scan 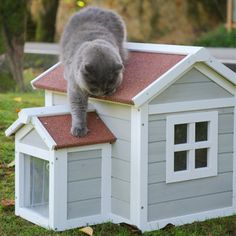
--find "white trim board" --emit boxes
[31,62,61,89]
[144,206,235,232]
[19,105,70,123]
[130,104,148,229]
[101,144,112,218]
[149,98,235,115]
[233,94,236,209]
[16,143,50,161]
[49,149,67,230]
[125,42,202,55]
[18,207,49,229]
[60,215,108,231]
[5,119,24,137]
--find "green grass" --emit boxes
[194,25,236,47]
[1,92,236,235]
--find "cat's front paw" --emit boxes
[71,126,89,137]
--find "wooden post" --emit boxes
[227,0,233,32]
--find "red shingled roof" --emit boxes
[38,112,116,149]
[33,52,186,104]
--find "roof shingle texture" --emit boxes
[33,52,186,104]
[38,112,116,149]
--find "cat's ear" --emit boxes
[114,64,123,73]
[84,64,95,74]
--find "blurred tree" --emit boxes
[55,0,91,41]
[186,0,226,33]
[0,0,27,91]
[91,0,227,44]
[31,0,59,42]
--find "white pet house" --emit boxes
[6,42,236,232]
[6,106,115,230]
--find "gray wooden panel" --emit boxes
[148,161,166,184]
[148,172,232,205]
[148,153,233,184]
[218,133,233,154]
[219,153,233,173]
[20,129,48,150]
[111,197,130,219]
[68,150,101,162]
[68,178,101,202]
[149,120,166,142]
[67,198,101,219]
[148,191,232,221]
[99,115,131,141]
[153,82,232,104]
[111,177,130,203]
[112,158,130,182]
[68,157,101,182]
[175,68,210,84]
[112,140,130,162]
[218,113,234,134]
[148,141,166,163]
[150,68,232,105]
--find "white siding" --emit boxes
[90,99,132,219]
[53,93,68,105]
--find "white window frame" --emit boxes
[166,111,218,183]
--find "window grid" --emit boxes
[166,111,218,183]
[173,122,210,172]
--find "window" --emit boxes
[166,111,218,183]
[24,155,49,217]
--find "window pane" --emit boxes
[195,122,208,142]
[174,124,187,144]
[195,148,208,168]
[30,157,49,206]
[174,151,187,171]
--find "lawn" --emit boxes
[1,91,236,236]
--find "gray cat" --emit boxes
[60,7,127,137]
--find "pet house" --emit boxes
[6,42,236,232]
[5,106,116,230]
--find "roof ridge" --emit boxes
[125,42,203,55]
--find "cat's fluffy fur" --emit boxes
[60,7,127,137]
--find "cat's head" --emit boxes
[76,44,124,96]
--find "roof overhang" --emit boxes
[5,104,116,150]
[30,42,236,107]
[132,47,236,107]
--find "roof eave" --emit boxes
[31,61,62,89]
[5,119,24,137]
[5,105,72,137]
